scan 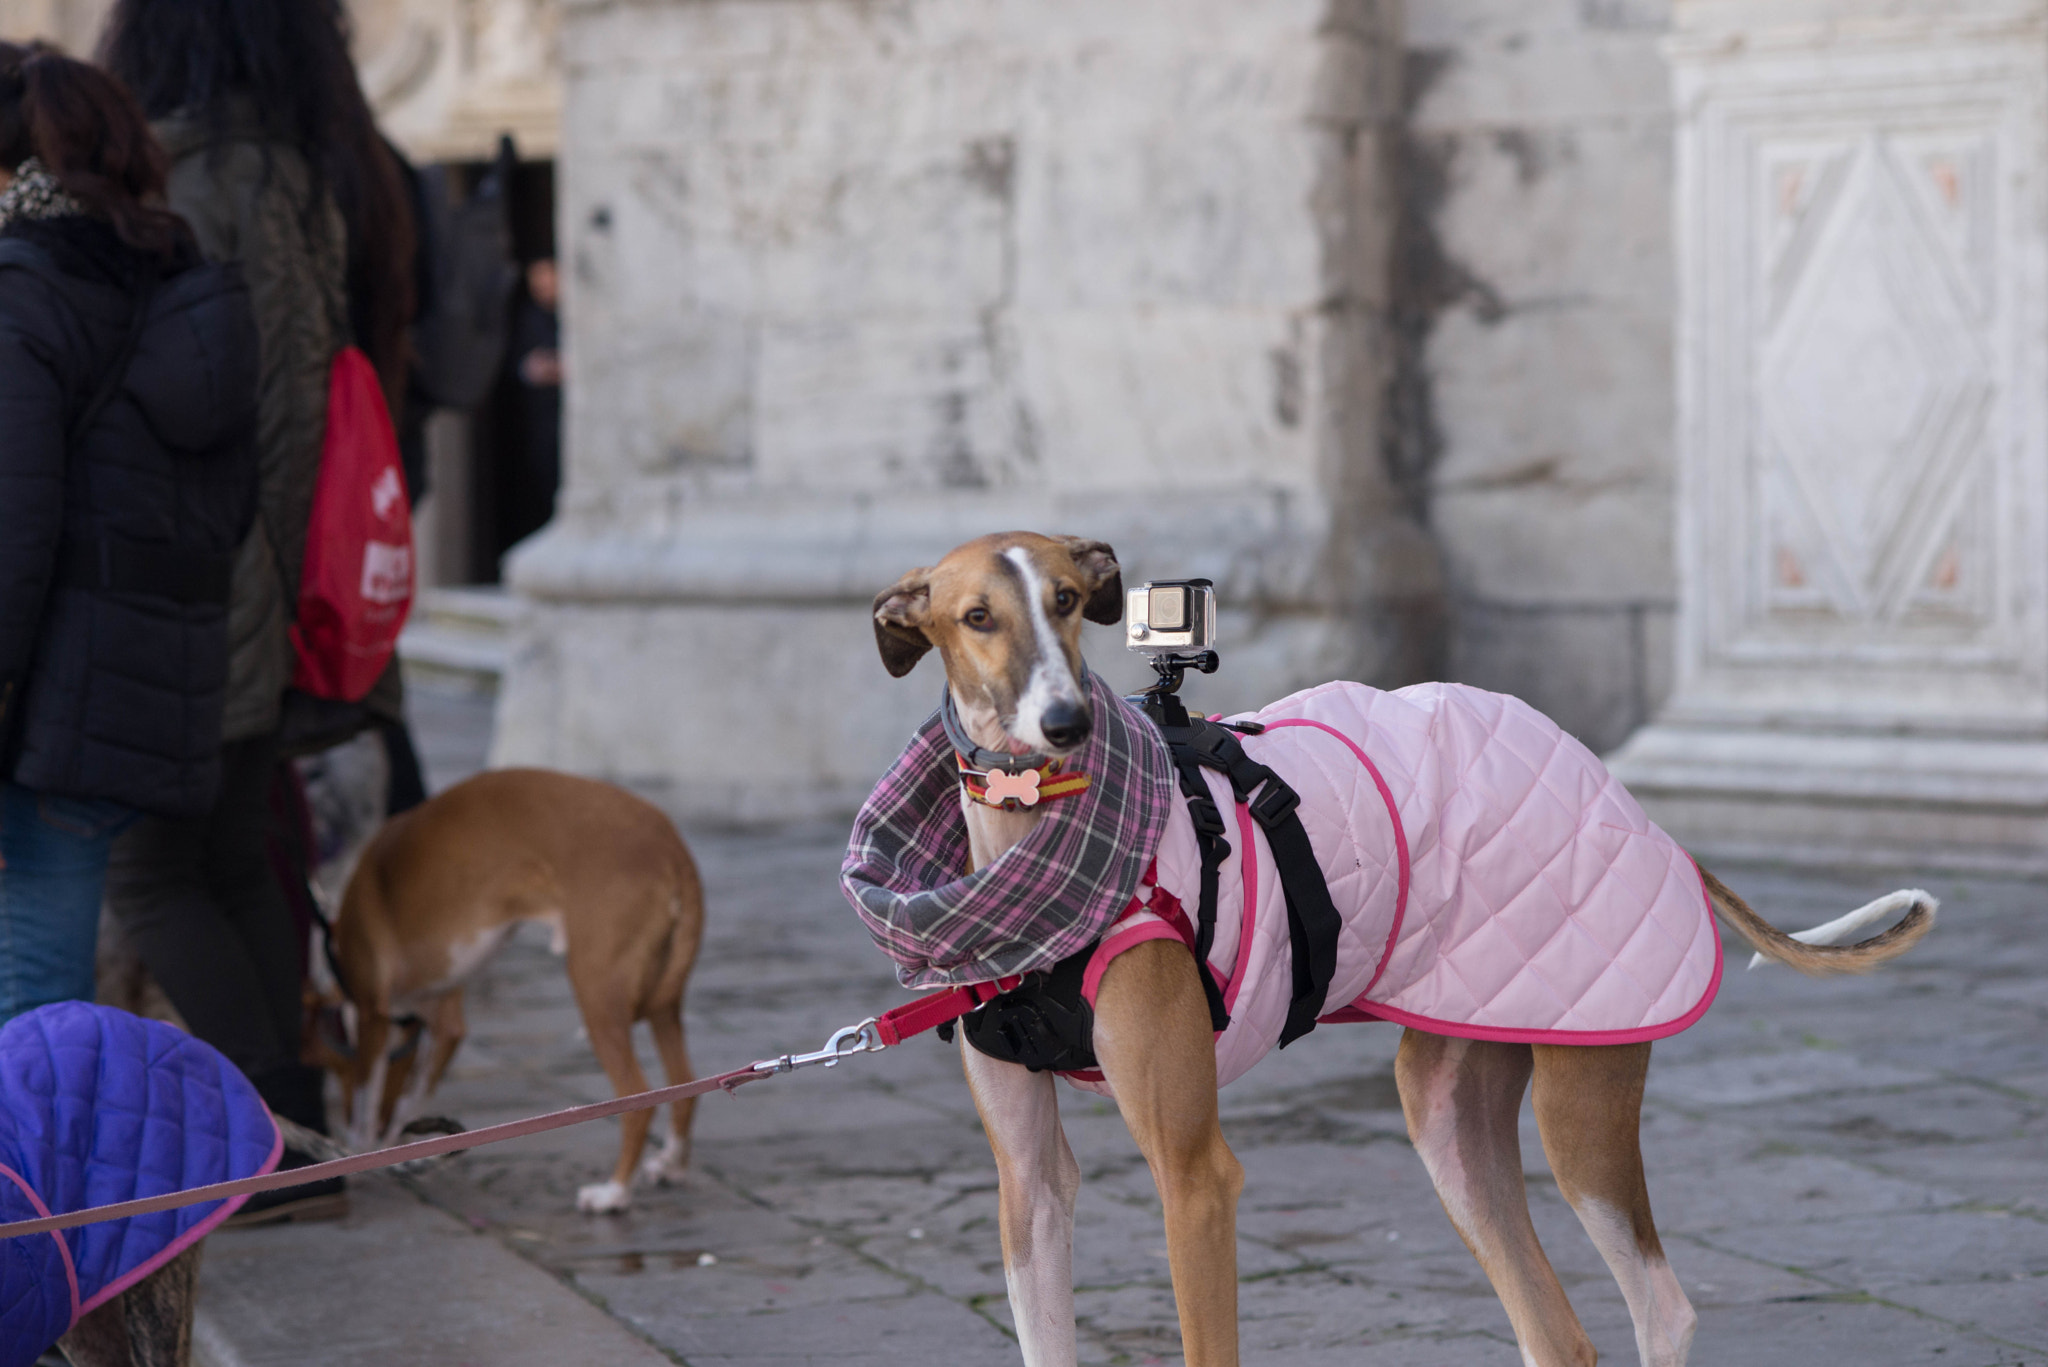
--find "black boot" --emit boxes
[227,1063,347,1227]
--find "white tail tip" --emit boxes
[1746,888,1937,970]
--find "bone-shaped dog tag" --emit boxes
[984,768,1042,807]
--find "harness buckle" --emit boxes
[1248,781,1301,830]
[1187,794,1227,837]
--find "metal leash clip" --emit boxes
[749,1018,885,1076]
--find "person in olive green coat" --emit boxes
[155,98,350,744]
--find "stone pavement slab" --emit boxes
[191,1173,675,1367]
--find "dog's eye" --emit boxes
[964,607,994,630]
[1054,588,1079,614]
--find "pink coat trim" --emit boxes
[0,1162,80,1323]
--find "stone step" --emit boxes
[399,587,516,692]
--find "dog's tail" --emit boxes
[1698,866,1937,976]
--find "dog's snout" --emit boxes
[1039,701,1092,751]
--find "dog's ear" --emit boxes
[1055,537,1124,625]
[873,570,935,677]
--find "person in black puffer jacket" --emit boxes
[0,42,257,1024]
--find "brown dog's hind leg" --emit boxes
[1093,939,1243,1367]
[1532,1043,1696,1367]
[421,989,468,1095]
[573,984,655,1214]
[1396,1030,1595,1367]
[640,1001,695,1186]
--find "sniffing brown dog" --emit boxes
[311,768,704,1213]
[870,531,1934,1367]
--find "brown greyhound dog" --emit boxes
[869,531,1934,1367]
[311,768,704,1213]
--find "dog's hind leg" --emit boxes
[963,1033,1080,1367]
[574,987,655,1214]
[1533,1043,1696,1367]
[420,990,468,1095]
[1093,940,1243,1367]
[641,1000,695,1186]
[1396,1030,1595,1367]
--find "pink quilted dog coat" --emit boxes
[1070,681,1721,1093]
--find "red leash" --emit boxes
[0,984,1014,1241]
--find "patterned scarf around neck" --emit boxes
[0,158,84,231]
[842,670,1176,989]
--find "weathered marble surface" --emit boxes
[1612,0,2048,870]
[1406,0,1680,753]
[497,0,1443,817]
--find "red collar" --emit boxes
[956,755,1092,811]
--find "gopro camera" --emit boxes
[1126,579,1217,654]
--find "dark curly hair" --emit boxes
[0,41,191,260]
[98,0,416,395]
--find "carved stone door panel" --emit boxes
[1676,26,2048,727]
[1613,9,2048,872]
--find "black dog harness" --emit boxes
[956,690,1344,1072]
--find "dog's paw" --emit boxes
[640,1140,689,1187]
[576,1179,632,1214]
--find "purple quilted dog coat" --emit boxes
[0,1002,280,1366]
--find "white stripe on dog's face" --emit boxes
[1004,546,1083,752]
[895,533,1100,756]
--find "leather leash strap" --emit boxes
[0,1063,771,1241]
[0,986,1005,1242]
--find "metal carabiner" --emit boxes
[748,1017,885,1077]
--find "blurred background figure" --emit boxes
[504,253,561,548]
[97,0,416,1224]
[0,42,255,1026]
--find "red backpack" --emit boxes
[289,346,414,701]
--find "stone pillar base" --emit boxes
[488,492,1439,823]
[1608,725,2048,875]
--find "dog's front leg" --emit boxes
[349,1010,392,1152]
[962,1036,1079,1367]
[1093,940,1242,1367]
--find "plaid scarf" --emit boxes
[842,670,1175,988]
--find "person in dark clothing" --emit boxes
[98,0,417,1224]
[376,139,436,819]
[0,42,257,1024]
[504,256,562,548]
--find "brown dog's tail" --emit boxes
[1698,866,1937,976]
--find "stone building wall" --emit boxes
[1402,0,1677,754]
[496,0,1445,819]
[492,0,1686,822]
